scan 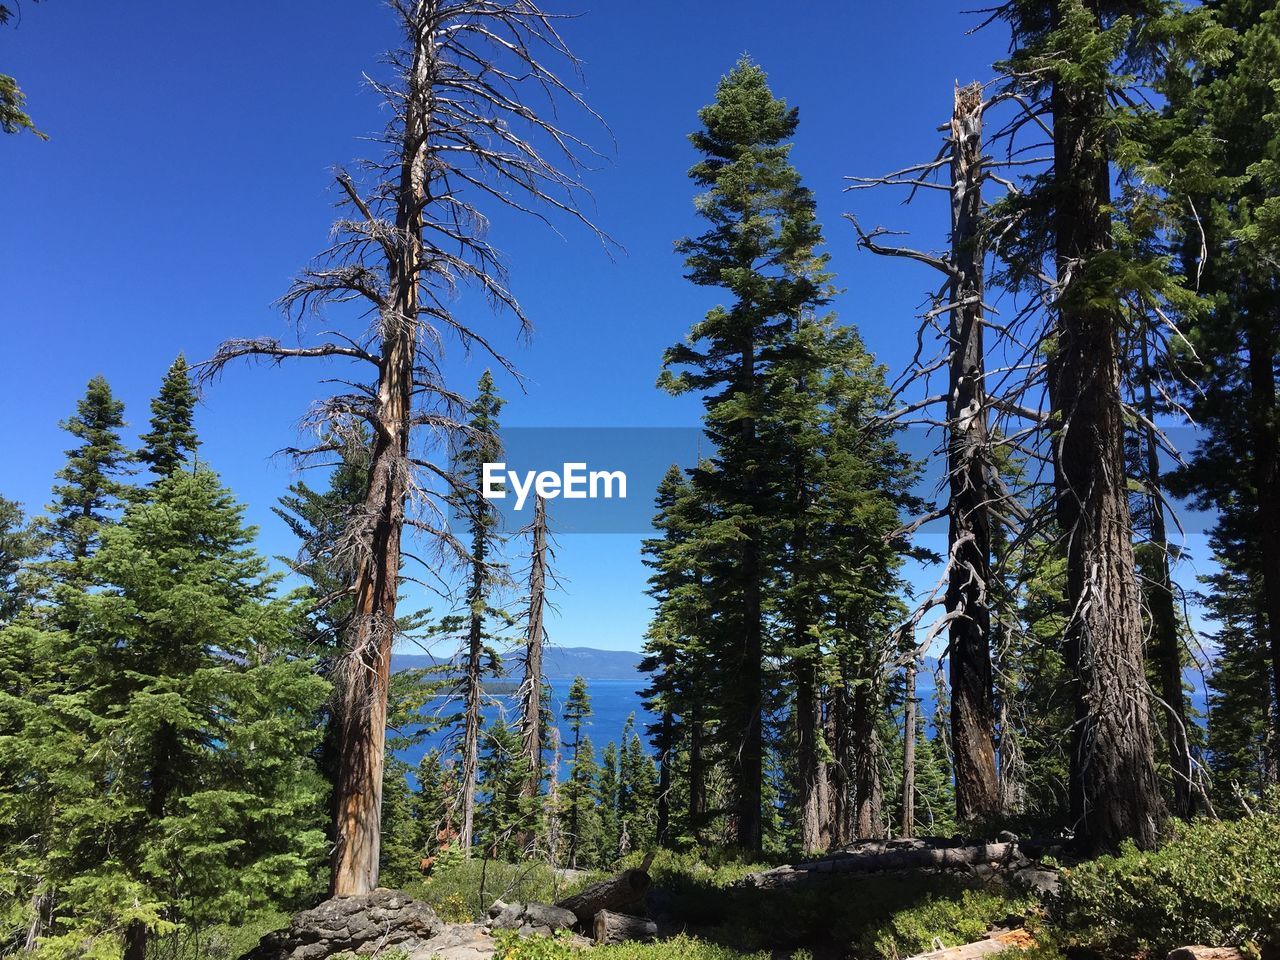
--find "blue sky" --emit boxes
[0,1,1214,655]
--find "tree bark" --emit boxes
[1049,0,1162,851]
[902,661,918,837]
[517,496,549,852]
[329,16,429,894]
[593,911,658,945]
[555,866,651,925]
[946,82,1002,825]
[687,700,706,844]
[459,500,488,854]
[852,681,885,839]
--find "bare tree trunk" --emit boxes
[902,661,918,837]
[1049,4,1162,850]
[796,646,830,853]
[517,496,549,852]
[945,83,1002,825]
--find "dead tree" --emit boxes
[847,82,1002,823]
[200,0,606,895]
[516,495,551,851]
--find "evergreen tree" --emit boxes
[596,740,622,864]
[43,376,131,576]
[617,715,659,856]
[136,354,200,479]
[990,0,1189,850]
[561,677,593,867]
[476,718,529,861]
[14,469,328,958]
[453,371,510,853]
[0,496,40,624]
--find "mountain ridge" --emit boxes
[391,645,644,680]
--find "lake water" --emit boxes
[394,671,1210,770]
[398,677,655,770]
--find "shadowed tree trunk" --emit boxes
[1049,0,1162,849]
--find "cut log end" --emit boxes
[593,910,658,946]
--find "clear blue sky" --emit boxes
[0,1,1213,655]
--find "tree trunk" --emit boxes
[1245,315,1280,755]
[593,911,658,945]
[459,518,486,854]
[946,82,1002,825]
[902,661,918,837]
[655,705,673,847]
[517,496,549,851]
[1049,1,1162,850]
[687,700,706,844]
[1139,336,1196,819]
[735,333,764,852]
[795,616,830,853]
[852,681,885,839]
[555,865,652,925]
[330,29,427,891]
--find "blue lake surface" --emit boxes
[394,671,1211,770]
[398,677,656,770]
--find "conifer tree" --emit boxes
[476,718,528,860]
[137,354,199,479]
[617,715,658,855]
[990,0,1181,850]
[562,677,594,867]
[0,496,40,624]
[516,495,551,852]
[21,469,328,959]
[44,376,131,575]
[453,371,510,854]
[596,740,622,863]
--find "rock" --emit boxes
[241,890,441,960]
[521,903,576,932]
[971,863,999,882]
[407,924,495,960]
[487,901,524,931]
[1012,867,1061,898]
[997,830,1019,843]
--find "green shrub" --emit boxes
[1054,808,1280,956]
[404,858,603,923]
[858,886,1034,960]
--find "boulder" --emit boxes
[240,890,441,960]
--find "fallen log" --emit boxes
[905,928,1035,960]
[1167,949,1248,960]
[555,858,652,926]
[744,841,1021,888]
[593,910,658,945]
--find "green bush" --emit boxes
[403,858,603,923]
[493,930,771,960]
[858,886,1033,960]
[1054,808,1280,956]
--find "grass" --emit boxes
[402,854,606,924]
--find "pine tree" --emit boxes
[476,718,529,861]
[596,740,622,864]
[136,354,199,479]
[452,371,510,854]
[561,677,594,867]
[516,495,551,853]
[43,376,132,576]
[990,0,1185,850]
[0,496,40,624]
[19,469,328,959]
[1167,0,1280,767]
[617,715,658,856]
